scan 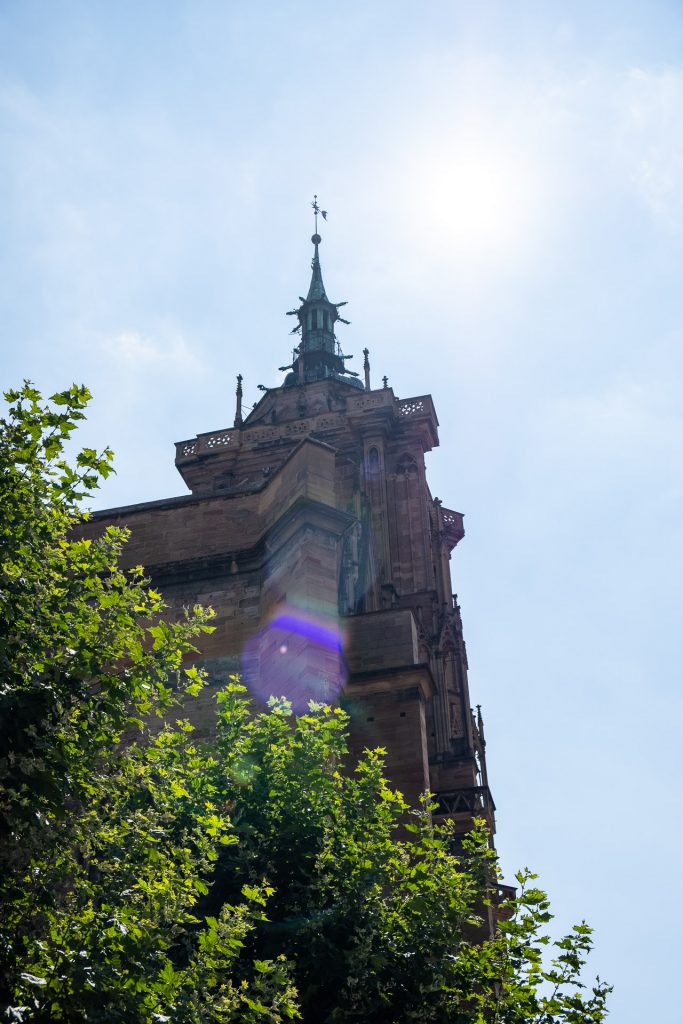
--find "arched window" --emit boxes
[367,446,380,479]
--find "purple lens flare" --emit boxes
[241,606,347,713]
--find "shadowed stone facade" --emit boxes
[81,229,495,842]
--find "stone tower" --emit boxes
[83,217,495,841]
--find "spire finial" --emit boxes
[311,194,327,245]
[476,704,486,744]
[234,373,243,427]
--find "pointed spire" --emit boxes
[234,374,243,427]
[279,197,363,390]
[307,195,329,301]
[476,704,486,744]
[363,348,371,391]
[306,235,329,302]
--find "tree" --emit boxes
[192,685,611,1024]
[0,384,610,1023]
[0,384,298,1021]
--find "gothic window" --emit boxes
[366,446,380,480]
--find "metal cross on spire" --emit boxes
[311,194,328,236]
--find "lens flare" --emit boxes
[241,606,346,713]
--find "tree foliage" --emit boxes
[0,384,611,1023]
[0,384,297,1022]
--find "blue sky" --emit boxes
[2,2,682,1019]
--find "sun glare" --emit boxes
[404,140,544,275]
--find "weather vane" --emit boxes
[311,194,328,236]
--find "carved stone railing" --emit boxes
[396,395,439,449]
[434,786,495,817]
[439,505,465,548]
[175,428,237,463]
[176,409,351,465]
[441,508,461,529]
[177,439,198,458]
[496,883,517,903]
[205,431,234,449]
[347,391,394,414]
[176,392,438,466]
[398,397,426,417]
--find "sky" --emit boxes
[1,1,682,1018]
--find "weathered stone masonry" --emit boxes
[80,229,496,842]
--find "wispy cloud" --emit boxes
[106,327,204,375]
[617,67,683,231]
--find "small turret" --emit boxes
[283,197,363,390]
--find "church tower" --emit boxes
[83,206,495,840]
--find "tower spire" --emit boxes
[308,195,329,301]
[281,197,362,390]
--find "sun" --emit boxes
[402,138,545,273]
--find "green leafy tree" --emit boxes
[193,686,611,1024]
[0,384,298,1021]
[0,384,610,1023]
